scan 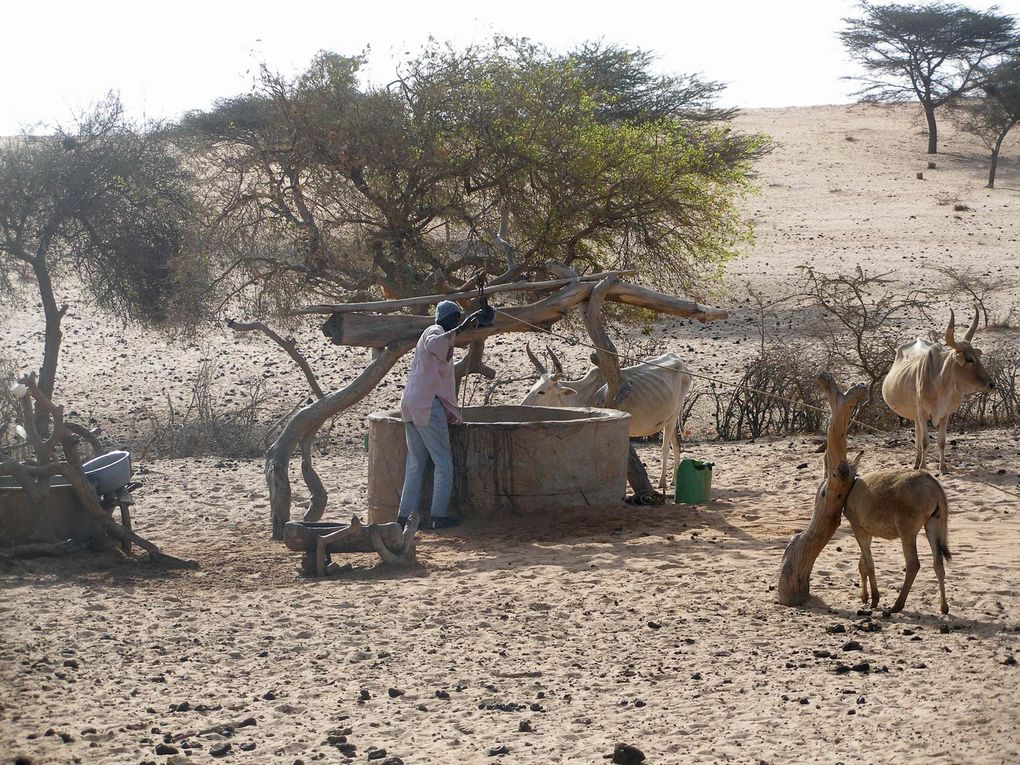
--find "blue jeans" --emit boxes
[398,398,454,520]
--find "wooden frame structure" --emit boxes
[265,266,727,540]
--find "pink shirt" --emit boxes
[399,324,461,426]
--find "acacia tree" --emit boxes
[949,53,1020,187]
[179,39,768,317]
[840,1,1018,153]
[0,96,204,401]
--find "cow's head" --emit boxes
[945,307,994,393]
[521,344,578,406]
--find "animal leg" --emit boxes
[858,552,870,606]
[936,418,950,474]
[856,534,879,608]
[891,534,921,613]
[913,418,928,470]
[659,415,680,490]
[924,517,949,615]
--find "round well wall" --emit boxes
[366,405,630,523]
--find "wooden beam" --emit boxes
[293,270,639,315]
[321,280,728,348]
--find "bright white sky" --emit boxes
[4,0,1019,134]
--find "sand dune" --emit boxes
[1,104,1019,764]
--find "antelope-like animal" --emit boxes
[521,344,692,489]
[779,372,953,615]
[843,466,952,614]
[881,307,994,472]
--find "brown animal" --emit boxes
[881,307,994,472]
[843,467,952,614]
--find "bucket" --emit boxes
[674,458,713,504]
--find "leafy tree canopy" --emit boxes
[949,53,1020,186]
[840,1,1018,152]
[179,39,769,317]
[0,96,204,395]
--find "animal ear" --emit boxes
[560,386,578,397]
[850,450,864,469]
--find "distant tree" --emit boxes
[840,1,1018,153]
[0,96,204,400]
[179,40,769,317]
[949,53,1020,187]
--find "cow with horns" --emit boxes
[521,344,693,489]
[881,307,995,472]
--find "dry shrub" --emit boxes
[138,362,272,458]
[709,342,828,441]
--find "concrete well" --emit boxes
[366,405,631,523]
[0,484,103,546]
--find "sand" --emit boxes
[1,104,1019,764]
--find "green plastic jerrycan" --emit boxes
[674,458,714,504]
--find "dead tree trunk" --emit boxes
[226,319,325,399]
[582,275,659,502]
[777,372,867,606]
[266,341,415,540]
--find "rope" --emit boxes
[491,306,1020,501]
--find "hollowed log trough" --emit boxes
[283,514,419,577]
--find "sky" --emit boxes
[4,0,1020,135]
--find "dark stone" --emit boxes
[154,743,179,755]
[612,742,646,764]
[827,624,846,634]
[368,750,388,760]
[240,743,256,751]
[518,720,533,732]
[359,689,371,701]
[210,742,232,757]
[435,690,450,699]
[488,744,510,756]
[262,691,276,700]
[387,688,404,698]
[841,640,862,651]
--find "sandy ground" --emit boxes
[2,104,1019,764]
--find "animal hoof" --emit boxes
[941,604,949,615]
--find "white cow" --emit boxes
[521,344,692,489]
[881,308,994,472]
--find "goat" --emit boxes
[843,465,952,614]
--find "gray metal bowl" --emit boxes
[82,451,132,494]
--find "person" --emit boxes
[397,300,482,530]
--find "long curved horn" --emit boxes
[964,304,979,342]
[525,343,547,376]
[944,309,958,349]
[546,346,564,380]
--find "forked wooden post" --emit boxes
[777,372,867,606]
